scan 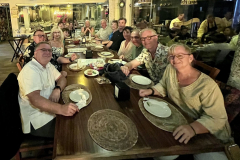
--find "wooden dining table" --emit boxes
[53,42,225,160]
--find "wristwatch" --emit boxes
[148,87,154,96]
[69,57,73,62]
[54,85,62,92]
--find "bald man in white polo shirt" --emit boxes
[18,41,79,138]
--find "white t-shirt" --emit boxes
[18,58,61,133]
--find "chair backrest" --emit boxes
[1,73,23,159]
[193,60,220,80]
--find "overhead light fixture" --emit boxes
[181,0,197,5]
[119,0,125,8]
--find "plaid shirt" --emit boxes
[135,43,169,84]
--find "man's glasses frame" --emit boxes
[36,48,53,53]
[140,35,157,41]
[33,35,45,38]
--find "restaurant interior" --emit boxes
[1,0,240,160]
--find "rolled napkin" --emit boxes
[76,92,87,109]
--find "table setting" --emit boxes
[97,51,114,58]
[124,74,154,90]
[139,96,188,132]
[53,40,225,159]
[62,84,92,110]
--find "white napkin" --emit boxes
[76,93,87,109]
[77,59,83,68]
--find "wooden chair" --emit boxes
[193,60,220,80]
[15,135,54,160]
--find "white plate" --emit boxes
[101,52,111,56]
[66,38,72,41]
[92,40,96,42]
[84,69,99,76]
[132,75,151,85]
[69,89,89,102]
[69,63,79,70]
[95,45,103,49]
[143,99,171,118]
[68,44,76,47]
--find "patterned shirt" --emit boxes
[23,42,36,66]
[50,47,64,72]
[135,43,169,84]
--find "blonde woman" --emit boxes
[49,26,77,72]
[140,44,231,160]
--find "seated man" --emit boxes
[121,28,169,84]
[197,14,225,42]
[169,12,185,30]
[95,19,112,41]
[130,29,144,60]
[18,42,79,138]
[177,25,191,40]
[23,29,45,66]
[106,18,126,51]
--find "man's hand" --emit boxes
[173,125,196,144]
[71,53,77,61]
[49,89,61,102]
[119,55,124,60]
[60,103,79,116]
[139,89,152,97]
[120,66,130,76]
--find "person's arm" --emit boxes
[27,90,79,116]
[139,64,170,97]
[197,20,206,38]
[106,41,113,48]
[120,59,141,76]
[57,53,77,64]
[173,83,229,144]
[49,74,67,102]
[90,27,94,35]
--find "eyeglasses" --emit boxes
[140,35,157,41]
[36,48,53,53]
[167,54,190,60]
[131,36,140,40]
[34,35,45,38]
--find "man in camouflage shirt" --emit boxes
[121,28,169,84]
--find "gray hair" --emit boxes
[168,43,191,55]
[34,41,51,51]
[101,19,107,23]
[139,28,157,37]
[131,29,141,35]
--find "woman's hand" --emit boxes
[139,89,152,97]
[173,125,196,144]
